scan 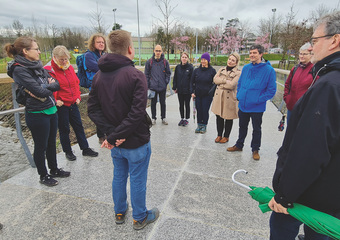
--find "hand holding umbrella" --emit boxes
[232,169,340,239]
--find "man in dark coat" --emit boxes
[87,30,159,230]
[144,45,171,125]
[269,11,340,240]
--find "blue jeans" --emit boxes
[111,142,151,221]
[25,112,58,176]
[151,90,166,120]
[195,95,213,125]
[270,211,336,240]
[57,104,89,153]
[236,110,263,151]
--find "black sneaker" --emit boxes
[82,148,99,157]
[115,203,129,224]
[65,151,76,161]
[50,168,70,178]
[40,175,58,186]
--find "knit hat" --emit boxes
[201,52,210,63]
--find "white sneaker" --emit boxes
[152,119,156,125]
[162,119,168,125]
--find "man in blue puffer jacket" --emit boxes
[227,45,276,160]
[144,45,171,125]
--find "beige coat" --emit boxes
[211,66,241,119]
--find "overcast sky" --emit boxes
[1,0,339,37]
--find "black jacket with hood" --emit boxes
[144,53,171,92]
[7,56,59,112]
[172,63,193,94]
[272,51,340,214]
[87,53,150,149]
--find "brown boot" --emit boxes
[253,150,260,160]
[219,137,229,143]
[227,145,242,152]
[215,136,222,143]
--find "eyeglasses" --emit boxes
[155,50,162,52]
[28,48,40,52]
[310,34,334,46]
[299,53,310,56]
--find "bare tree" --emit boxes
[12,20,24,37]
[89,2,107,34]
[154,0,178,59]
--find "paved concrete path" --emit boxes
[0,94,286,240]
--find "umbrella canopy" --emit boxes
[233,170,340,239]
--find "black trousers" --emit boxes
[177,93,191,119]
[25,112,58,177]
[216,115,233,138]
[151,90,166,120]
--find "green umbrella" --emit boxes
[233,170,340,239]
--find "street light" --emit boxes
[113,8,117,30]
[136,0,141,66]
[220,17,224,33]
[268,8,276,53]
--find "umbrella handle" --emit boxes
[232,169,252,190]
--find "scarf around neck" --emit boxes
[14,55,45,77]
[53,57,71,71]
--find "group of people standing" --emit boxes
[4,34,108,186]
[4,10,340,238]
[172,45,276,160]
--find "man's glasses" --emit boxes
[310,34,334,47]
[299,53,310,56]
[155,50,162,52]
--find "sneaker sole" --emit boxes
[39,180,59,187]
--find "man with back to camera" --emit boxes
[87,30,159,230]
[144,45,171,125]
[227,44,276,160]
[269,11,340,240]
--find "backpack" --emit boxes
[76,51,98,88]
[149,58,167,71]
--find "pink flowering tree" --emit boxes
[170,36,190,52]
[220,27,242,54]
[206,25,222,62]
[255,33,272,51]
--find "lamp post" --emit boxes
[137,0,141,66]
[268,8,276,53]
[220,17,224,54]
[113,8,117,30]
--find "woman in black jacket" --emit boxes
[5,36,70,186]
[191,52,216,134]
[172,52,193,126]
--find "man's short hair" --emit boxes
[315,10,340,36]
[107,30,132,55]
[250,45,265,54]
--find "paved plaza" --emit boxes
[0,94,286,239]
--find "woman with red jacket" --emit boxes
[284,43,315,123]
[50,45,98,161]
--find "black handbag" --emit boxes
[208,84,217,97]
[15,85,27,105]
